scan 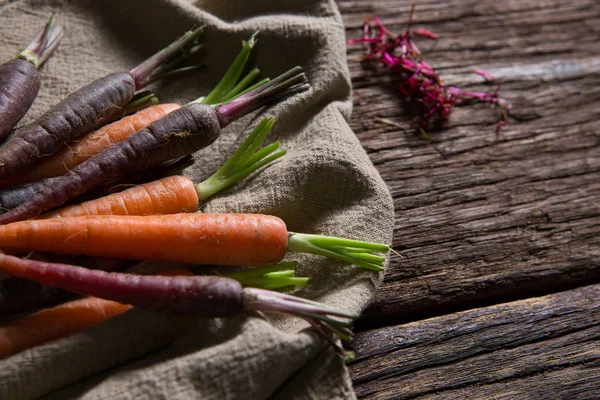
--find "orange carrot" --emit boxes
[0,296,131,359]
[41,175,199,219]
[0,268,194,359]
[0,213,389,270]
[40,117,284,219]
[0,104,180,189]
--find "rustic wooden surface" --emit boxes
[339,0,600,397]
[350,284,600,399]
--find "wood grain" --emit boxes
[348,284,600,399]
[339,0,600,330]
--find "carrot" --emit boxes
[0,213,389,271]
[0,44,309,224]
[0,296,130,359]
[0,14,63,141]
[0,26,203,179]
[0,114,280,213]
[0,254,355,357]
[0,120,285,318]
[0,253,133,318]
[0,268,195,358]
[0,117,284,317]
[0,262,310,359]
[41,117,284,218]
[0,34,266,192]
[0,103,175,189]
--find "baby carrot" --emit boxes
[0,213,389,271]
[0,263,307,359]
[0,119,284,317]
[0,104,179,189]
[0,36,265,192]
[0,41,308,224]
[41,117,284,218]
[0,296,131,359]
[0,254,354,355]
[0,26,202,179]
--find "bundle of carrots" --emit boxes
[0,13,390,361]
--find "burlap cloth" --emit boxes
[0,0,394,398]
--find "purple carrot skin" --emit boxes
[0,177,55,212]
[0,26,203,179]
[0,14,63,141]
[0,67,309,224]
[0,254,356,343]
[0,254,131,319]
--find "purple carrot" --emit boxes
[0,26,203,179]
[0,177,54,212]
[0,253,356,342]
[0,14,63,141]
[0,66,309,224]
[0,254,131,319]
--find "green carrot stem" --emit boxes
[225,261,298,282]
[262,270,295,278]
[240,142,280,168]
[286,233,389,271]
[199,32,258,105]
[224,262,303,289]
[223,67,260,101]
[220,78,270,104]
[241,277,309,290]
[196,117,284,200]
[214,66,308,127]
[122,91,159,116]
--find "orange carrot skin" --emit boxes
[0,104,181,189]
[41,175,199,219]
[0,268,194,359]
[0,297,131,359]
[0,213,289,267]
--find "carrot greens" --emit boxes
[197,117,284,200]
[287,233,389,271]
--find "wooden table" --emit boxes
[339,0,600,398]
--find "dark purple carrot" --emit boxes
[0,66,309,224]
[0,177,53,212]
[0,254,130,320]
[0,254,355,344]
[0,26,203,179]
[0,260,306,321]
[0,14,63,141]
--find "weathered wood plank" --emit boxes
[339,0,600,329]
[348,284,600,399]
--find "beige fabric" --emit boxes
[0,0,394,398]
